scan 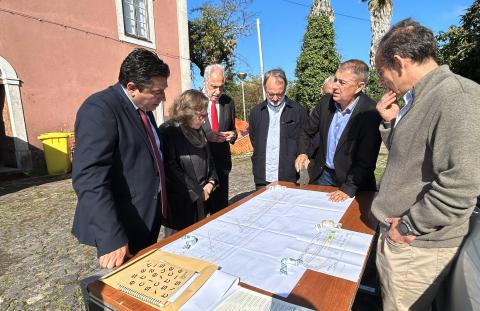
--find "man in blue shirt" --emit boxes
[249,69,307,188]
[296,59,381,201]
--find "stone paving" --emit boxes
[0,156,255,311]
[0,154,384,310]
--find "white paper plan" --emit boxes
[213,286,314,311]
[282,228,373,282]
[161,187,372,297]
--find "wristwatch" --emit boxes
[398,220,414,236]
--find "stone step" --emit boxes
[0,166,25,182]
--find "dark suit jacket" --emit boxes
[159,122,218,230]
[299,93,381,197]
[249,96,308,186]
[72,83,162,256]
[201,93,237,171]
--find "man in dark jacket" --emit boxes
[201,64,237,214]
[72,48,169,269]
[249,69,307,188]
[296,59,381,202]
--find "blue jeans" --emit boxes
[313,167,337,186]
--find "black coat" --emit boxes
[298,93,381,197]
[201,93,237,212]
[201,93,237,171]
[72,83,163,256]
[248,97,308,186]
[159,122,218,230]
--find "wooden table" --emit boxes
[88,182,378,310]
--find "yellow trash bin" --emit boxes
[37,132,74,175]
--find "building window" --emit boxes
[122,0,150,40]
[115,0,156,49]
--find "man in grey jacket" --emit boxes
[373,19,480,310]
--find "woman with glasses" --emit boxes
[159,89,218,233]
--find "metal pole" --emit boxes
[256,18,265,99]
[241,80,246,121]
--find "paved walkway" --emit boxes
[0,154,383,310]
[0,156,254,310]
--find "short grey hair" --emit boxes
[338,59,369,84]
[322,75,335,87]
[204,64,225,81]
[263,68,288,88]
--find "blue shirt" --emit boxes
[265,99,286,182]
[325,97,359,169]
[394,89,414,128]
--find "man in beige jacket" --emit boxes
[373,19,480,311]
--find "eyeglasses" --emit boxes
[333,77,357,87]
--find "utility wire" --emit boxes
[280,0,370,22]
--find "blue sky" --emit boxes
[188,0,472,86]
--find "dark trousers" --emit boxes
[207,169,229,214]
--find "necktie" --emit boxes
[138,110,167,219]
[211,100,219,132]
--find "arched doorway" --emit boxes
[0,55,32,172]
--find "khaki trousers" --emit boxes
[376,226,459,311]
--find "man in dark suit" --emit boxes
[249,69,307,188]
[296,59,381,202]
[72,48,170,269]
[201,64,237,214]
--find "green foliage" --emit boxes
[291,13,340,110]
[188,0,254,77]
[285,81,299,103]
[437,0,480,83]
[364,69,385,102]
[225,75,264,120]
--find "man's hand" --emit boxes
[385,217,416,244]
[99,244,131,269]
[327,190,349,202]
[202,182,214,201]
[376,91,400,122]
[220,131,236,142]
[206,131,226,143]
[295,154,310,172]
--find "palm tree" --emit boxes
[311,0,334,21]
[362,0,393,67]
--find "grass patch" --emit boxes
[375,152,388,187]
[375,167,385,187]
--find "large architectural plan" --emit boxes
[162,187,373,297]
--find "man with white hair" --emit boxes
[202,64,237,214]
[322,75,335,95]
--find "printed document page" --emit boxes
[213,287,314,311]
[180,270,239,311]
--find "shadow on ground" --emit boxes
[0,173,71,196]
